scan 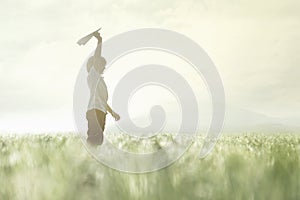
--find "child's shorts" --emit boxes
[86,109,106,146]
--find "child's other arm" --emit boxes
[106,104,120,121]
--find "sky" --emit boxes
[0,0,299,133]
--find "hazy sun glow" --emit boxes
[1,0,299,133]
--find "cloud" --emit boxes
[0,0,299,131]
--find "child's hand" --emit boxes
[93,32,102,41]
[111,111,120,121]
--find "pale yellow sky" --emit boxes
[0,0,299,132]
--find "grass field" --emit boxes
[1,134,300,200]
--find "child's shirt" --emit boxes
[87,66,108,113]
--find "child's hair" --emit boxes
[86,56,107,73]
[87,56,94,73]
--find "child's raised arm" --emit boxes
[92,32,103,67]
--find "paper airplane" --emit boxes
[77,27,101,45]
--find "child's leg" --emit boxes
[86,109,106,146]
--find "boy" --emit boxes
[86,31,120,146]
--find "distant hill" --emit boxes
[107,105,300,134]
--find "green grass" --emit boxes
[1,134,300,200]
